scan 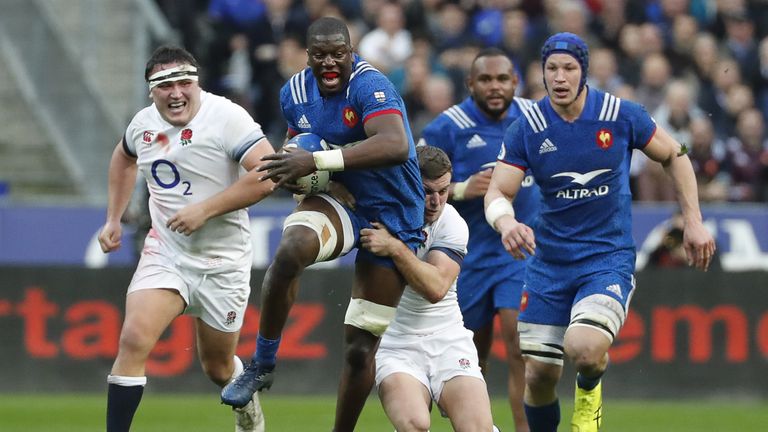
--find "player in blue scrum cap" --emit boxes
[484,32,715,431]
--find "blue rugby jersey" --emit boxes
[499,87,656,264]
[420,96,541,270]
[280,55,424,239]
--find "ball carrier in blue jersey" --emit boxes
[419,48,539,432]
[484,33,716,432]
[221,17,425,432]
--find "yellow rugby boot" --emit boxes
[571,381,602,432]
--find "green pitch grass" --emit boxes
[1,393,766,431]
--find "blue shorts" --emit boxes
[519,256,635,327]
[344,205,423,269]
[457,265,525,330]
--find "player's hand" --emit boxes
[497,216,535,260]
[360,222,397,257]
[98,221,123,253]
[682,220,716,271]
[258,147,315,190]
[327,181,356,210]
[167,203,208,236]
[464,168,493,199]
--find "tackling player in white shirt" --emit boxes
[360,145,496,432]
[98,45,275,432]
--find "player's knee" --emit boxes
[400,414,431,432]
[117,323,154,356]
[282,210,342,263]
[342,336,377,372]
[565,343,606,374]
[524,363,560,392]
[344,298,396,337]
[200,357,231,386]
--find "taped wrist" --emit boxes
[485,197,515,231]
[313,149,345,171]
[452,179,470,201]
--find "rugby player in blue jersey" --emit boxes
[484,33,715,432]
[221,17,425,432]
[420,48,538,432]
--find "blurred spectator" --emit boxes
[665,14,699,76]
[699,57,742,138]
[635,52,672,113]
[722,9,760,88]
[523,61,547,100]
[500,7,542,72]
[647,212,688,268]
[617,24,644,86]
[410,74,455,137]
[586,47,624,93]
[431,2,475,53]
[689,117,729,202]
[757,36,768,121]
[358,1,413,74]
[589,0,630,49]
[724,108,768,201]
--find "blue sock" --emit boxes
[577,371,603,391]
[106,383,144,432]
[253,334,281,367]
[524,399,560,432]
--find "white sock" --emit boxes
[107,374,147,386]
[227,356,244,385]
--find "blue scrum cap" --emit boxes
[541,32,589,95]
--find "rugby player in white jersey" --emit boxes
[98,45,275,432]
[360,145,496,432]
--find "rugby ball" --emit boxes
[283,133,331,194]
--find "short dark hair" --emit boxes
[470,47,514,74]
[417,145,452,180]
[307,17,351,46]
[144,45,199,81]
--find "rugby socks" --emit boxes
[253,333,281,367]
[576,371,603,391]
[524,399,560,432]
[228,355,244,384]
[106,375,147,432]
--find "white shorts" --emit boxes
[375,324,485,403]
[127,238,251,332]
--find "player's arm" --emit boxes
[360,222,458,304]
[345,113,410,168]
[98,140,138,253]
[485,163,535,259]
[166,138,276,236]
[642,125,716,270]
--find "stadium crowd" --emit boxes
[154,0,768,203]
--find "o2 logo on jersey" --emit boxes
[151,159,193,195]
[342,107,359,128]
[596,129,613,150]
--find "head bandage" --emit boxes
[147,64,199,90]
[541,32,590,96]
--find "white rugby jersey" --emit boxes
[123,91,266,272]
[386,204,469,336]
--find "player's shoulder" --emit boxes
[514,96,550,134]
[346,58,392,94]
[436,204,469,239]
[436,99,478,131]
[590,87,647,122]
[281,67,314,105]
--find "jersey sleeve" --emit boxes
[221,100,267,162]
[622,99,658,150]
[349,71,404,124]
[122,108,150,158]
[279,81,299,134]
[430,205,469,259]
[498,117,528,171]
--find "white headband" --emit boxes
[147,64,199,90]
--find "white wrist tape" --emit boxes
[313,149,345,171]
[452,179,470,201]
[485,197,515,231]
